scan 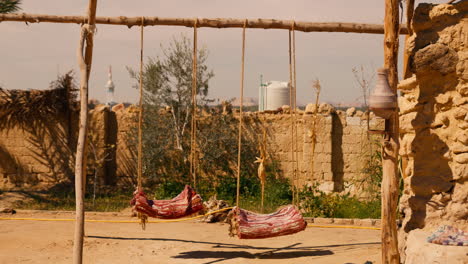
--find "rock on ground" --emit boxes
[404,229,468,264]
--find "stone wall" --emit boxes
[249,111,333,190]
[254,107,383,196]
[333,109,384,194]
[0,103,383,196]
[398,2,467,262]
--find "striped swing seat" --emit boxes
[228,205,307,239]
[130,185,203,219]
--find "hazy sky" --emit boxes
[0,0,445,105]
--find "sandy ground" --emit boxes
[0,210,381,264]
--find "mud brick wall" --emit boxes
[88,105,117,186]
[0,116,76,189]
[251,112,333,190]
[113,106,139,186]
[0,103,383,196]
[332,110,384,195]
[241,107,383,196]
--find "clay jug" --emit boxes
[369,68,397,119]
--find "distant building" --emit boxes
[105,66,116,106]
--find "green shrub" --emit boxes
[299,183,381,219]
[333,196,381,219]
[152,180,187,200]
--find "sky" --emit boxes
[0,0,446,105]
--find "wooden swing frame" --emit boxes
[1,0,407,262]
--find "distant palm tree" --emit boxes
[0,0,22,14]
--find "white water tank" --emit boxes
[264,81,290,110]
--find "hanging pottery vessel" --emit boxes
[369,68,397,119]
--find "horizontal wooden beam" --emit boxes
[0,13,409,35]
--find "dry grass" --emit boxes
[0,71,78,130]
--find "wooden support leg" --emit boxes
[73,1,97,264]
[382,0,400,263]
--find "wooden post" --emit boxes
[382,0,400,263]
[73,1,97,264]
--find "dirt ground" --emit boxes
[0,210,381,264]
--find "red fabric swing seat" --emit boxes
[130,185,203,219]
[229,205,307,239]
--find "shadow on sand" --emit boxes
[88,235,380,263]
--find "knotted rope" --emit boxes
[289,21,299,205]
[190,18,198,189]
[137,17,148,229]
[292,22,300,205]
[236,19,247,207]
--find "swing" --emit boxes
[130,18,203,222]
[229,205,307,239]
[131,185,203,219]
[228,21,307,239]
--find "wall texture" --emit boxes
[0,115,76,189]
[254,107,383,196]
[398,2,467,262]
[0,103,382,196]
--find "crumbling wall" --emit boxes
[0,117,75,189]
[113,105,138,186]
[251,110,333,191]
[88,105,117,186]
[398,1,467,261]
[241,106,383,196]
[333,108,384,196]
[0,102,382,196]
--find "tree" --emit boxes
[352,65,375,137]
[0,0,21,14]
[127,36,262,198]
[352,65,375,112]
[128,35,214,151]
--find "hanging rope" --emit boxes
[291,22,300,205]
[288,28,293,205]
[236,19,247,208]
[288,21,300,206]
[288,27,296,206]
[137,17,147,229]
[190,18,198,189]
[137,17,144,190]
